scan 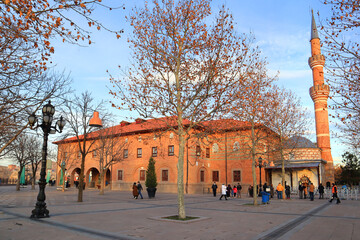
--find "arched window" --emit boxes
[233,141,240,151]
[212,143,219,153]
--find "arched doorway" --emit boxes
[86,168,100,188]
[71,168,81,188]
[299,175,310,185]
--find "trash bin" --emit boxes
[261,192,269,204]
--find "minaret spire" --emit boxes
[308,11,334,183]
[311,10,319,40]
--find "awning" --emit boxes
[265,162,321,170]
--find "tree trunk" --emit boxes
[78,154,85,202]
[251,123,258,205]
[280,138,285,199]
[16,169,21,191]
[31,176,35,190]
[99,169,105,195]
[177,132,186,219]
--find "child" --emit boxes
[233,185,237,198]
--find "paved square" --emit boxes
[0,186,359,240]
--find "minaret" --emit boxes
[309,11,334,183]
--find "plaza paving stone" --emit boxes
[0,185,359,240]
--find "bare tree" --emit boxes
[95,126,127,195]
[231,67,276,205]
[109,0,266,218]
[1,0,123,157]
[8,134,31,191]
[56,143,78,192]
[60,91,106,202]
[0,71,72,157]
[264,86,310,197]
[320,1,360,147]
[27,135,42,190]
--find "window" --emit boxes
[118,170,123,181]
[233,141,240,151]
[162,170,168,181]
[168,145,174,156]
[212,143,219,153]
[64,152,68,159]
[289,153,295,160]
[137,148,142,158]
[200,170,205,182]
[123,149,128,158]
[78,151,81,158]
[196,145,201,156]
[206,148,210,158]
[233,170,241,182]
[212,171,219,182]
[92,150,97,158]
[152,147,157,157]
[140,170,146,181]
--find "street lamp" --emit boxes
[28,100,65,218]
[256,157,266,195]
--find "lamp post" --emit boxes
[28,101,65,218]
[256,157,266,196]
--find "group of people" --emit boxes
[212,182,242,200]
[214,181,341,204]
[132,181,144,199]
[247,183,274,198]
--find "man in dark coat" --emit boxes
[318,183,325,199]
[137,181,144,199]
[237,183,242,198]
[211,182,218,197]
[298,183,303,199]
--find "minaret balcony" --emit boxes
[308,54,325,69]
[309,84,330,101]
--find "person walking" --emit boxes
[329,183,341,204]
[233,185,237,198]
[237,183,242,198]
[309,182,315,201]
[132,182,139,199]
[318,183,325,199]
[137,181,144,199]
[276,183,284,199]
[298,183,303,199]
[211,182,218,197]
[219,184,228,200]
[226,184,232,198]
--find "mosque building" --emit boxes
[54,13,334,193]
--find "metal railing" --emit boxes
[291,186,359,200]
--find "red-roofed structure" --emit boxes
[53,117,279,194]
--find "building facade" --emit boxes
[54,13,335,193]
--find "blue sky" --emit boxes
[48,0,345,164]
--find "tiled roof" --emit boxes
[53,117,255,145]
[284,136,318,149]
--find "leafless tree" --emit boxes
[231,68,276,205]
[8,134,31,191]
[264,85,310,197]
[95,126,127,195]
[319,1,360,148]
[0,71,72,157]
[60,91,107,202]
[109,0,267,219]
[27,135,42,190]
